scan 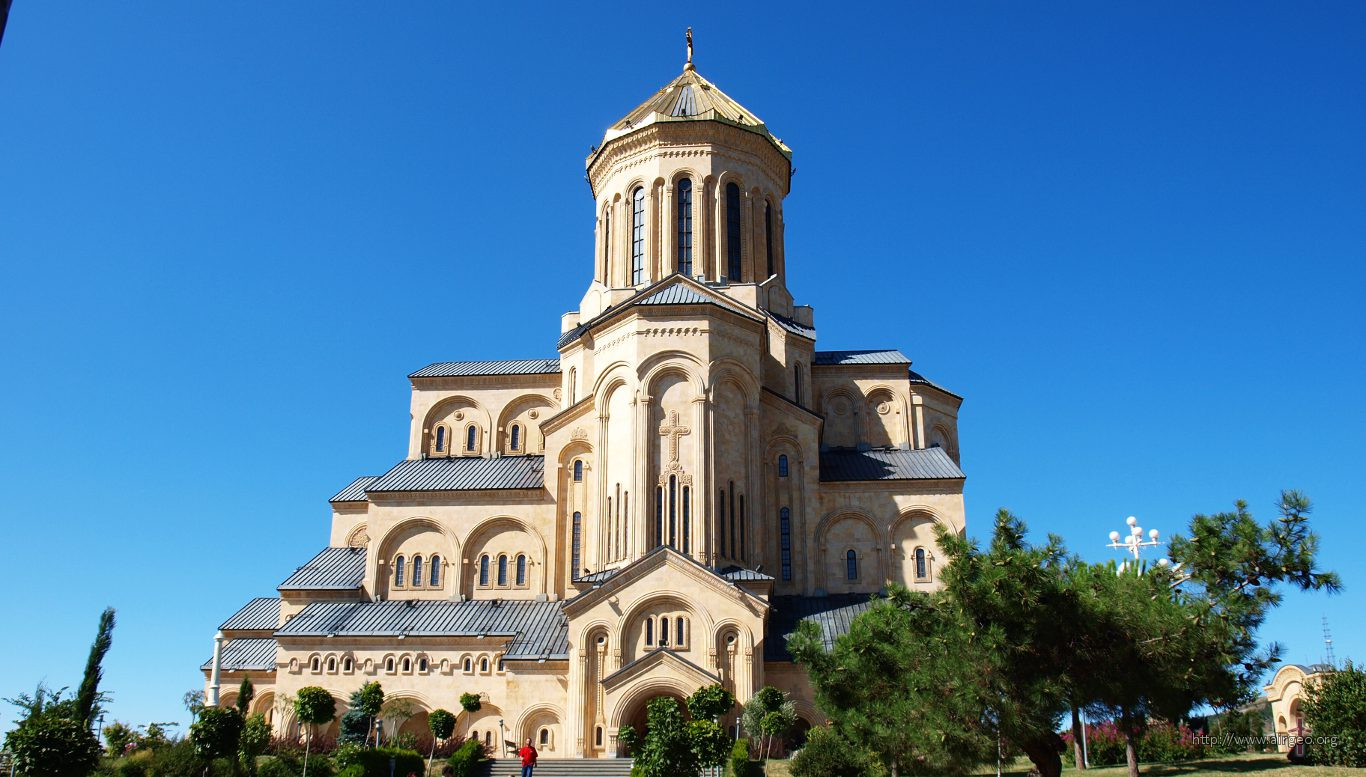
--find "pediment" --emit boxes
[601,647,720,693]
[564,547,768,618]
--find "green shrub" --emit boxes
[336,766,365,777]
[443,739,487,777]
[728,737,761,777]
[790,725,880,777]
[1303,662,1366,767]
[331,745,422,777]
[258,751,335,777]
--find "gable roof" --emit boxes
[367,456,546,493]
[330,475,378,503]
[820,447,965,482]
[278,547,366,591]
[813,350,911,365]
[409,359,561,379]
[201,638,279,672]
[559,275,764,350]
[275,599,568,660]
[220,597,281,631]
[765,594,876,661]
[564,546,769,617]
[601,647,720,691]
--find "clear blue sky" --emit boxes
[1,2,1362,735]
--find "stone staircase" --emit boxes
[478,758,636,777]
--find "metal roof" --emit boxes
[330,476,378,503]
[276,599,569,660]
[576,569,620,585]
[768,312,816,340]
[220,597,281,631]
[813,350,911,365]
[637,281,715,306]
[820,446,965,482]
[765,595,875,661]
[718,566,775,582]
[278,547,366,591]
[368,456,546,493]
[600,68,790,157]
[201,638,279,672]
[908,369,962,399]
[409,359,561,379]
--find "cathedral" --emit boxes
[203,46,967,759]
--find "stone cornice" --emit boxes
[588,122,792,198]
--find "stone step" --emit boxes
[478,757,636,777]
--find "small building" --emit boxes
[1263,663,1333,752]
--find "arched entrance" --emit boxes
[615,690,689,757]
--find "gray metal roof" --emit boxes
[813,350,911,365]
[820,446,965,482]
[637,281,714,306]
[768,312,816,340]
[409,359,561,379]
[278,547,366,591]
[766,595,875,661]
[220,597,281,631]
[368,456,546,493]
[908,369,962,399]
[201,638,279,672]
[330,476,378,503]
[718,566,775,582]
[276,599,569,660]
[576,569,620,584]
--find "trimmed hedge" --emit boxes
[728,738,761,777]
[444,739,487,777]
[333,746,423,777]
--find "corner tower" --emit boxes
[578,46,796,322]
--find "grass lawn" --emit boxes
[759,752,1365,777]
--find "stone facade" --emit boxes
[203,57,966,759]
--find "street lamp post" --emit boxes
[1106,516,1169,574]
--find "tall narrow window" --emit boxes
[434,426,445,453]
[681,486,690,554]
[765,201,774,277]
[602,206,611,278]
[411,555,423,587]
[573,460,584,482]
[915,548,929,580]
[510,424,521,451]
[659,617,669,645]
[676,617,686,646]
[778,454,789,478]
[631,186,646,285]
[729,482,736,556]
[846,550,859,581]
[677,178,693,276]
[571,511,582,578]
[479,555,490,586]
[394,556,405,587]
[497,554,508,586]
[668,475,678,547]
[516,554,527,586]
[794,364,802,405]
[466,425,477,452]
[739,495,746,560]
[430,555,441,587]
[655,487,664,548]
[645,617,654,646]
[780,507,793,582]
[726,182,742,280]
[717,489,727,557]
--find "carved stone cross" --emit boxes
[659,410,690,463]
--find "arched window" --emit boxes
[595,726,604,748]
[480,656,489,673]
[778,454,789,478]
[573,459,584,482]
[676,617,686,646]
[479,554,490,586]
[327,656,337,672]
[418,657,428,673]
[779,507,793,582]
[463,657,472,673]
[540,728,550,746]
[430,555,441,587]
[645,617,654,646]
[915,548,929,580]
[434,426,446,453]
[602,204,611,275]
[765,200,774,277]
[385,656,395,673]
[631,186,646,284]
[485,732,492,747]
[658,617,669,646]
[497,554,509,586]
[310,656,320,672]
[681,486,690,554]
[726,182,742,280]
[739,495,746,560]
[717,488,727,557]
[654,487,664,548]
[466,425,477,452]
[411,555,423,587]
[677,178,693,276]
[794,364,802,405]
[393,556,405,588]
[568,367,577,405]
[846,549,859,581]
[343,656,353,673]
[516,554,527,586]
[571,512,582,579]
[510,424,521,451]
[401,656,411,673]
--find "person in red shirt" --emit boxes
[518,738,538,777]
